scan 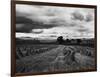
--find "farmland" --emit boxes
[16,44,96,73]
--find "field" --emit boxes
[16,44,96,73]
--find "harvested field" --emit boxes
[16,44,95,73]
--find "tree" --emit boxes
[77,39,81,44]
[66,39,71,44]
[57,36,64,44]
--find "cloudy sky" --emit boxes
[16,4,95,40]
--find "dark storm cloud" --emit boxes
[16,16,37,33]
[16,5,86,33]
[16,16,59,32]
[76,28,89,33]
[16,4,94,38]
[71,11,84,21]
[85,14,93,22]
[49,35,57,37]
[16,16,33,24]
[16,24,34,33]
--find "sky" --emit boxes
[16,4,95,40]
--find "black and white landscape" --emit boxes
[16,4,96,73]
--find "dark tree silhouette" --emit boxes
[77,39,81,44]
[66,39,71,44]
[57,36,64,44]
